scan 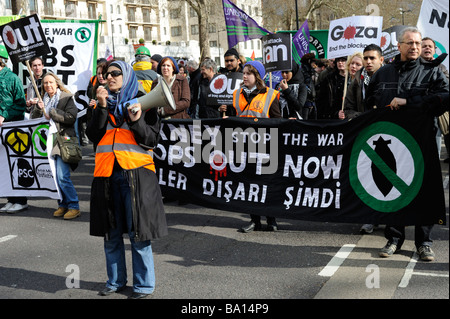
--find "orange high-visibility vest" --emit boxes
[94,114,155,177]
[232,88,279,118]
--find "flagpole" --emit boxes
[341,69,348,111]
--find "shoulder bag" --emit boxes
[56,132,82,164]
[438,111,449,136]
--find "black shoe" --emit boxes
[98,286,125,296]
[128,292,150,299]
[266,224,278,231]
[241,222,262,233]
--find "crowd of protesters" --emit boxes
[0,25,449,298]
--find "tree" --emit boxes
[263,0,364,31]
[185,0,212,61]
[12,0,28,15]
[263,0,422,31]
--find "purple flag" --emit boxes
[292,20,310,64]
[222,0,271,48]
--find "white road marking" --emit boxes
[399,252,449,288]
[413,272,449,277]
[398,252,418,288]
[0,235,17,243]
[318,244,356,277]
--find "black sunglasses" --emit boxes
[104,70,123,78]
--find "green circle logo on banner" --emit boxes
[75,27,91,43]
[349,121,424,212]
[32,124,50,157]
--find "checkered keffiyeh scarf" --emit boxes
[43,88,61,114]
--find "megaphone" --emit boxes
[123,79,176,114]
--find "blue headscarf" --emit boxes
[106,60,139,122]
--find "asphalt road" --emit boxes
[0,143,448,308]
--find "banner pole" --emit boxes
[341,68,348,111]
[25,60,46,116]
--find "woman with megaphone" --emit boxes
[86,60,168,299]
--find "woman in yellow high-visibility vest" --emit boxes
[220,60,281,233]
[87,60,168,299]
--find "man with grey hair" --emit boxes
[366,26,449,261]
[197,59,221,118]
[186,59,202,118]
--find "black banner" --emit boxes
[0,14,51,64]
[154,108,446,226]
[206,73,243,106]
[262,33,292,73]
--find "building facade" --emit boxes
[1,0,264,65]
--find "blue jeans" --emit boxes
[384,225,433,250]
[55,155,79,209]
[104,169,155,294]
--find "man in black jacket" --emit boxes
[343,44,385,235]
[365,27,449,261]
[276,61,307,119]
[218,48,243,74]
[344,44,384,120]
[421,37,449,163]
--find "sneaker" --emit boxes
[6,203,28,213]
[379,243,397,257]
[417,245,435,262]
[53,207,68,217]
[64,209,81,220]
[0,202,13,213]
[98,286,125,296]
[240,222,262,233]
[360,224,374,234]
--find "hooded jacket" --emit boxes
[275,63,307,118]
[316,68,347,119]
[0,66,27,122]
[218,64,243,74]
[133,60,158,93]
